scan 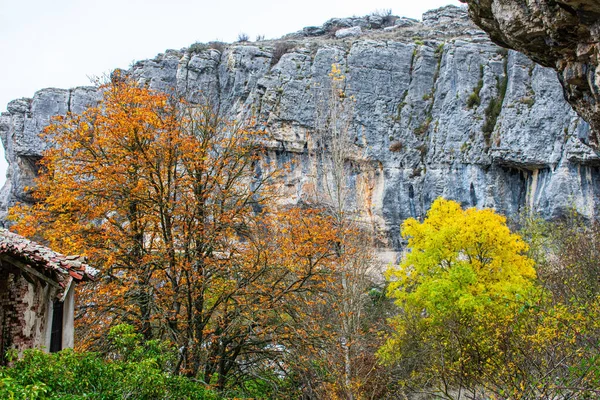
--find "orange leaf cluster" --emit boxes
[9,79,346,387]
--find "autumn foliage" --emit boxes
[12,74,600,399]
[380,199,600,399]
[9,79,347,389]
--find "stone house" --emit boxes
[0,229,97,364]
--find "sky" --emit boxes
[0,0,463,186]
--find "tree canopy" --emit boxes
[9,79,345,389]
[388,197,536,320]
[380,198,537,396]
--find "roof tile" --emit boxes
[0,229,98,288]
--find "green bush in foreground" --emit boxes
[0,325,220,400]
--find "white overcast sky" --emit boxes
[0,0,462,186]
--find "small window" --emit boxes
[50,300,63,353]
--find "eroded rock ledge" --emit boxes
[460,0,600,149]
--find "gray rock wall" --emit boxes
[460,0,600,150]
[0,6,597,251]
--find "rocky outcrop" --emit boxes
[460,0,600,149]
[1,6,598,252]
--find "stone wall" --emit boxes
[0,264,55,361]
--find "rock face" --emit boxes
[460,0,600,149]
[335,26,362,39]
[1,6,598,252]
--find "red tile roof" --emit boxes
[0,229,98,298]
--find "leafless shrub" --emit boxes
[389,140,403,152]
[409,167,423,178]
[372,9,397,27]
[372,8,392,17]
[208,41,225,53]
[327,25,341,38]
[271,41,295,67]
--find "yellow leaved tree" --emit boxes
[379,198,537,398]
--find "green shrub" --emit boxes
[189,42,209,54]
[482,61,508,141]
[414,116,432,135]
[520,96,535,107]
[0,369,48,400]
[467,78,483,109]
[467,65,484,109]
[466,91,481,108]
[482,96,502,138]
[0,325,220,400]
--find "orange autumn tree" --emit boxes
[10,78,342,388]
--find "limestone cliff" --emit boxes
[460,0,600,149]
[0,6,597,252]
